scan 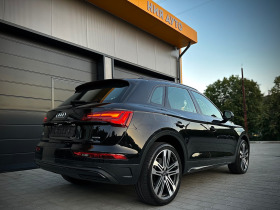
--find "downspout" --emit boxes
[177,42,191,83]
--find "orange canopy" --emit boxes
[87,0,197,48]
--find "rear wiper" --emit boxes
[71,100,87,106]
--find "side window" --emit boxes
[167,87,196,113]
[191,91,222,119]
[150,86,164,105]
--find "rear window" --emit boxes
[60,82,128,106]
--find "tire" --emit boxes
[61,175,90,185]
[135,142,182,206]
[228,139,249,174]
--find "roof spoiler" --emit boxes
[75,79,129,92]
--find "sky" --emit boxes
[154,0,280,95]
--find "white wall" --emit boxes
[0,0,4,19]
[0,0,179,77]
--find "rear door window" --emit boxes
[167,87,196,113]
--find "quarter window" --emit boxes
[167,87,196,113]
[191,91,222,119]
[150,86,164,105]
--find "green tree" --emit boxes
[204,75,263,137]
[261,76,280,140]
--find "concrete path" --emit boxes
[1,143,280,210]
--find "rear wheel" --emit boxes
[228,139,249,174]
[135,142,182,206]
[61,175,90,185]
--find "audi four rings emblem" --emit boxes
[55,112,67,118]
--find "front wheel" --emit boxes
[135,142,182,206]
[228,139,249,174]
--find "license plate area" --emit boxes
[50,124,76,138]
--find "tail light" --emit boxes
[43,116,47,122]
[82,110,133,127]
[73,151,127,160]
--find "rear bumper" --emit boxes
[35,159,140,185]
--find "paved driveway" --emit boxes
[0,143,279,210]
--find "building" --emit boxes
[0,0,197,171]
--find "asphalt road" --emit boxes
[0,143,279,210]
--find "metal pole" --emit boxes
[241,68,248,133]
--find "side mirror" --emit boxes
[222,110,234,122]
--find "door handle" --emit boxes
[210,126,216,132]
[176,121,184,128]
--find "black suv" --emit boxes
[35,78,249,205]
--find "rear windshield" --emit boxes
[60,83,128,106]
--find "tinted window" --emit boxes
[191,91,222,118]
[60,86,128,106]
[167,87,196,113]
[150,86,164,105]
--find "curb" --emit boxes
[250,141,280,144]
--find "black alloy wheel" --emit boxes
[135,142,182,205]
[228,139,249,174]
